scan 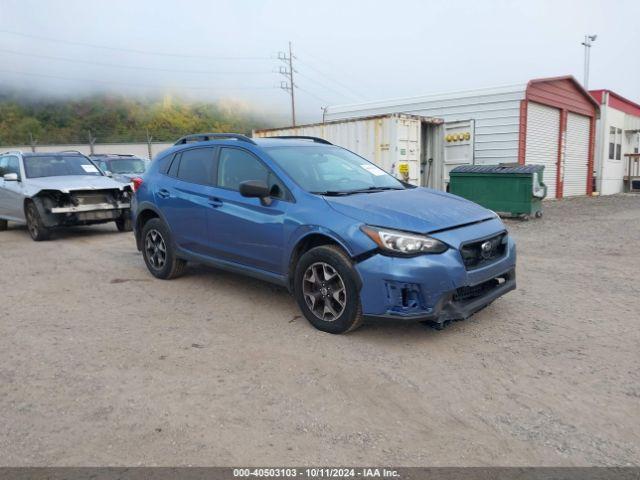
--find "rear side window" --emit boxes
[159,153,176,174]
[176,148,215,184]
[168,153,181,177]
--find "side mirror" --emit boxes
[105,171,113,177]
[3,173,18,182]
[239,180,272,206]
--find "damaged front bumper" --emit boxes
[355,224,517,327]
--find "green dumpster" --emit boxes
[449,164,547,219]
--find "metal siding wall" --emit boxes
[325,89,525,165]
[564,113,590,196]
[525,102,560,198]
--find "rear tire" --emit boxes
[141,218,187,279]
[115,216,133,232]
[0,220,7,231]
[25,202,51,241]
[294,245,363,334]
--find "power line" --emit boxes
[0,69,276,92]
[296,85,330,104]
[0,29,271,61]
[295,56,366,102]
[0,48,273,75]
[295,70,354,102]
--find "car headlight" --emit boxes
[360,225,448,255]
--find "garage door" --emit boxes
[563,113,590,197]
[525,102,560,198]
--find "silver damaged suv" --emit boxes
[0,150,133,241]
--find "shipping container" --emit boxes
[254,114,458,189]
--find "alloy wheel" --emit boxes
[26,206,39,238]
[145,229,167,269]
[302,262,347,322]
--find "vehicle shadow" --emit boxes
[7,223,125,240]
[180,262,443,340]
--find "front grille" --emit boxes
[460,233,507,270]
[70,190,116,205]
[453,278,499,302]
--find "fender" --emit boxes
[287,225,355,257]
[285,225,372,291]
[133,200,171,251]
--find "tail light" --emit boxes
[131,177,143,192]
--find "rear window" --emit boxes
[23,155,102,179]
[104,158,147,175]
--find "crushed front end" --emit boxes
[355,217,516,327]
[31,188,132,228]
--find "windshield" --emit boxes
[104,158,147,174]
[23,155,103,179]
[92,159,108,171]
[265,145,405,194]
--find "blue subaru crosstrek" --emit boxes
[132,133,516,334]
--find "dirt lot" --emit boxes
[1,194,639,466]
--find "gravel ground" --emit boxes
[0,194,639,466]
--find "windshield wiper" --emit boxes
[348,186,405,193]
[311,190,354,196]
[312,186,404,196]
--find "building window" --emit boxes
[609,127,616,159]
[616,128,622,160]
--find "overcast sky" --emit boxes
[1,0,638,123]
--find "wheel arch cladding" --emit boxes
[135,208,160,250]
[24,196,55,227]
[288,233,363,292]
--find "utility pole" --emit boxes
[278,41,296,126]
[581,34,597,89]
[146,129,153,160]
[28,131,37,152]
[87,130,96,155]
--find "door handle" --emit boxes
[208,197,223,208]
[157,189,170,198]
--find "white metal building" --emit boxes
[324,76,599,198]
[589,89,640,195]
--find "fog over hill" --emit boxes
[0,89,282,145]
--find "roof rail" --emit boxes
[89,153,137,157]
[173,133,257,146]
[58,150,87,155]
[269,136,332,145]
[1,150,23,155]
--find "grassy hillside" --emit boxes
[0,92,273,145]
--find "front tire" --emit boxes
[141,218,187,279]
[115,216,132,232]
[294,245,363,334]
[25,202,51,241]
[0,219,7,231]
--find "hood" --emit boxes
[27,175,126,193]
[324,187,494,233]
[111,173,137,184]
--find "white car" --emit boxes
[0,150,133,241]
